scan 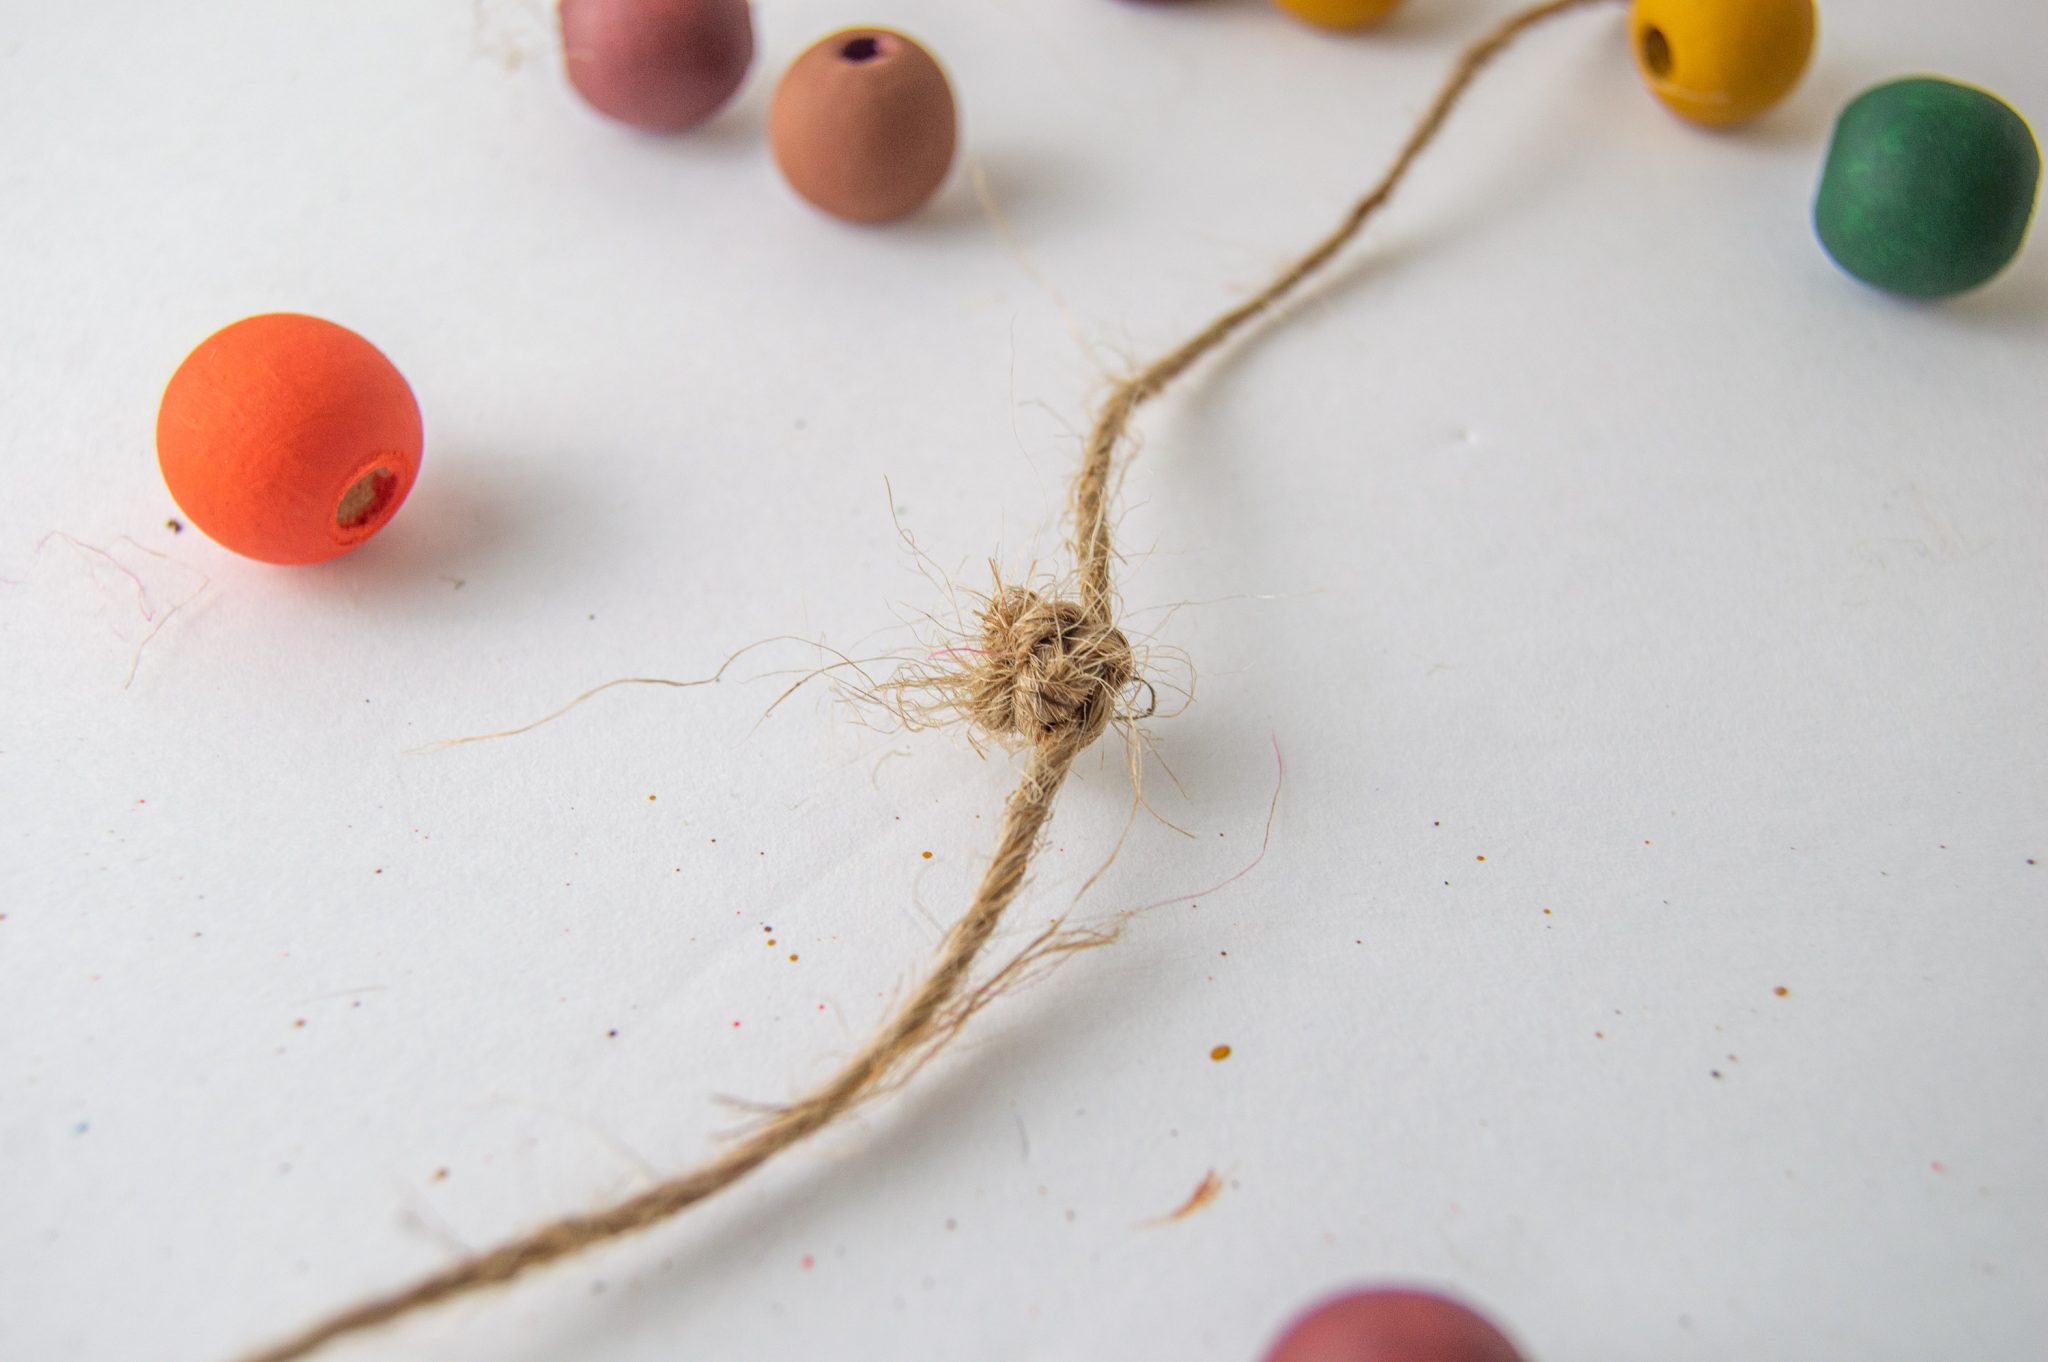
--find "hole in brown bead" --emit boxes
[1640,25,1672,78]
[840,36,884,63]
[336,467,397,530]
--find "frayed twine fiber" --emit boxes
[237,3,1617,1357]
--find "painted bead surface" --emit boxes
[1629,0,1814,127]
[157,314,422,565]
[560,0,752,133]
[1271,0,1404,31]
[1815,77,2039,297]
[1261,1289,1526,1362]
[769,28,956,224]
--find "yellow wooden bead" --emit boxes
[1270,0,1404,33]
[1628,0,1816,127]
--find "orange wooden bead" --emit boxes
[156,314,422,565]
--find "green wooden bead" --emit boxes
[1814,77,2040,298]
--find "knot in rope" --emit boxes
[963,587,1134,746]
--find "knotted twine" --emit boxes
[240,2,1616,1356]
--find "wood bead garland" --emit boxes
[156,314,422,565]
[1814,77,2040,298]
[227,3,2047,1357]
[560,0,753,133]
[1628,0,1815,127]
[769,28,957,224]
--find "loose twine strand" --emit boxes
[239,3,1614,1357]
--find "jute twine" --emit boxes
[239,3,1615,1356]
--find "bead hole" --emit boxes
[1640,25,1672,79]
[840,36,884,63]
[337,468,397,531]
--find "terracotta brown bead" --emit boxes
[769,28,957,224]
[561,0,753,133]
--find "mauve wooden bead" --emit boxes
[769,28,957,224]
[561,0,753,133]
[1260,1289,1527,1362]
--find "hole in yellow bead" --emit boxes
[336,467,397,530]
[1640,25,1672,79]
[840,36,883,63]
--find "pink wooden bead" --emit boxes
[1261,1289,1527,1362]
[560,0,753,132]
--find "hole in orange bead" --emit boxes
[840,36,883,63]
[1640,25,1672,79]
[336,467,398,531]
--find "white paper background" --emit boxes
[3,1,2044,1359]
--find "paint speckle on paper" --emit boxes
[1157,1169,1224,1224]
[1775,986,1790,998]
[922,851,934,860]
[1210,1044,1232,1062]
